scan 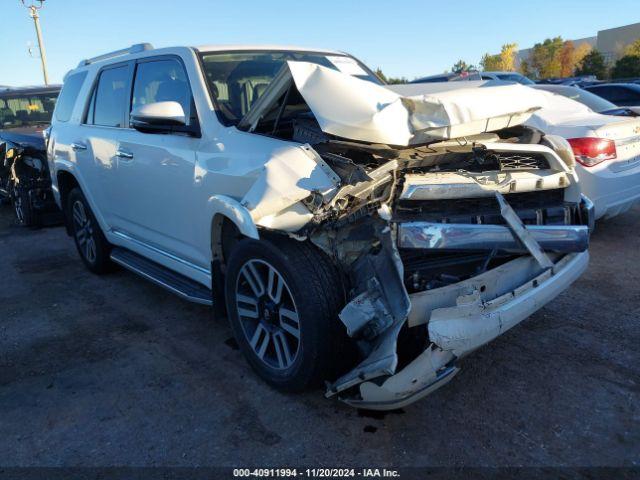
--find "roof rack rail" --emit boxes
[77,43,153,67]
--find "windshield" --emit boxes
[200,50,381,125]
[534,85,617,113]
[496,73,534,85]
[0,92,58,128]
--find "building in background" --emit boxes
[516,22,640,67]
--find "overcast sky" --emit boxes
[1,0,638,86]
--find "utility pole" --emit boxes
[22,0,49,85]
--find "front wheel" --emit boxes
[225,237,345,391]
[11,187,38,227]
[67,188,113,274]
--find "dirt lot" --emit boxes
[0,204,638,468]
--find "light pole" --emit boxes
[22,0,49,85]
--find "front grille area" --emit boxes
[498,153,547,170]
[394,189,579,226]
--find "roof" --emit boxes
[587,83,640,88]
[483,71,526,75]
[70,43,348,72]
[0,85,62,96]
[195,44,344,55]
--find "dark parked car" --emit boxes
[0,85,61,226]
[583,83,640,108]
[532,84,640,117]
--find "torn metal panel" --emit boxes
[326,227,411,395]
[345,346,457,410]
[330,159,398,206]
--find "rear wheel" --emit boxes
[225,237,345,391]
[67,188,113,274]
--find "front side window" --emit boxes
[200,51,381,125]
[131,59,194,125]
[87,65,129,127]
[1,91,60,127]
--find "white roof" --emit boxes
[195,44,343,55]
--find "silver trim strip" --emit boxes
[397,222,589,253]
[615,134,640,147]
[111,229,210,275]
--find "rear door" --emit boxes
[66,63,132,227]
[112,56,204,268]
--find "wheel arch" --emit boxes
[56,169,81,235]
[208,194,260,320]
[208,194,259,265]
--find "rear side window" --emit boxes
[614,87,640,103]
[86,65,129,127]
[131,59,194,125]
[55,71,87,122]
[589,86,640,104]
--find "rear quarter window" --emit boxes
[55,71,88,122]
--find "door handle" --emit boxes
[116,150,134,160]
[71,142,87,151]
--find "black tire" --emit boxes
[11,187,39,227]
[67,188,113,274]
[225,237,345,392]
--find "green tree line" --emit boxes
[375,38,640,83]
[483,38,640,80]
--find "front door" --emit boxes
[111,57,204,268]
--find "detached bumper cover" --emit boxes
[427,251,588,355]
[341,251,589,410]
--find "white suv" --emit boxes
[48,43,593,410]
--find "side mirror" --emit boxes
[130,101,187,128]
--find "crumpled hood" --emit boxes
[285,62,544,146]
[0,126,46,149]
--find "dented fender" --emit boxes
[240,144,340,232]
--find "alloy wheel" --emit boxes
[72,200,97,264]
[235,259,301,370]
[13,192,24,224]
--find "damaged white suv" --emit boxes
[48,44,593,410]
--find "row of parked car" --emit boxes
[1,44,638,410]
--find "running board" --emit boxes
[110,247,213,306]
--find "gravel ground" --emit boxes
[0,205,638,468]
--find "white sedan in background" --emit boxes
[396,80,640,220]
[526,86,640,220]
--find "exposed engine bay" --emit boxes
[1,140,60,227]
[233,62,592,408]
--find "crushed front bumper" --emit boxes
[339,251,588,410]
[331,194,592,410]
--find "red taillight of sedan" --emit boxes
[567,137,617,167]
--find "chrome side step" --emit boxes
[110,247,213,306]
